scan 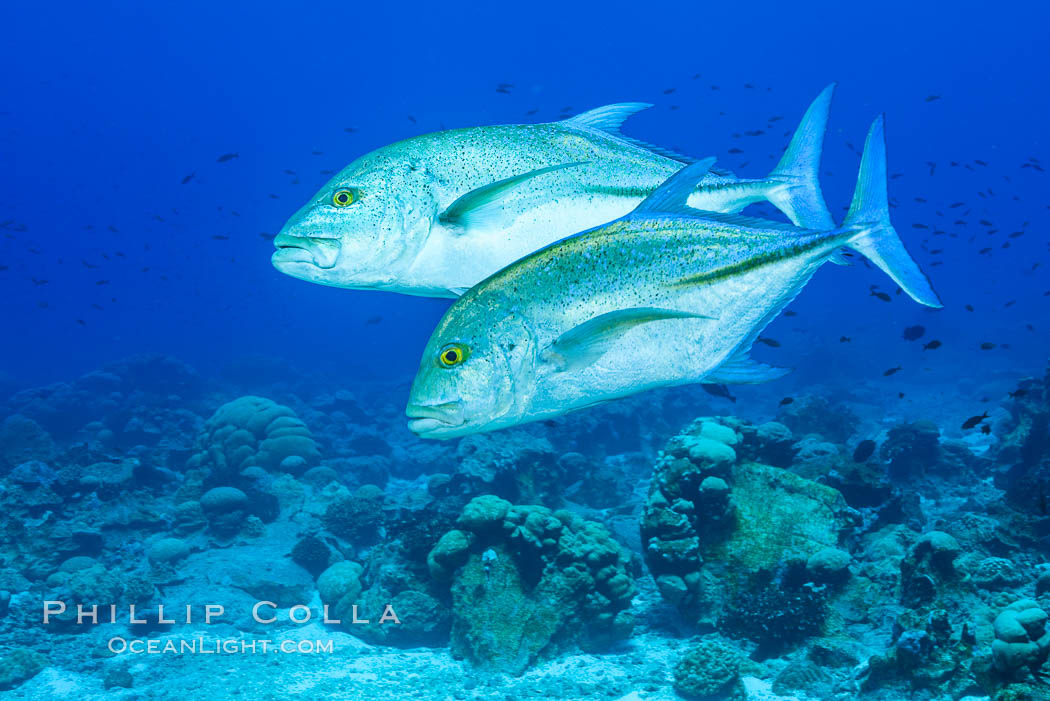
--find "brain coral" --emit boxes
[187,396,321,478]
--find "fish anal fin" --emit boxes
[704,351,791,384]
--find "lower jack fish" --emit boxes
[406,116,940,438]
[273,86,837,297]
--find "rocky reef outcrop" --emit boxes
[427,495,635,674]
[642,417,857,654]
[186,395,322,479]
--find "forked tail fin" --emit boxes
[766,83,836,230]
[844,116,942,307]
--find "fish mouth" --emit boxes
[406,401,465,436]
[272,233,341,270]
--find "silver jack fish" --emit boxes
[405,117,940,438]
[273,86,837,297]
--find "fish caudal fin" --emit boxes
[844,116,942,308]
[766,84,835,230]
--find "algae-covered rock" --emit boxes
[0,648,47,691]
[644,452,852,612]
[717,462,850,572]
[995,683,1047,701]
[861,608,983,695]
[882,420,942,478]
[103,666,134,690]
[673,639,745,700]
[44,564,153,625]
[428,496,635,674]
[900,530,962,607]
[290,535,331,577]
[354,583,447,647]
[186,395,321,479]
[227,557,315,604]
[643,416,855,645]
[776,395,859,443]
[454,433,561,505]
[317,546,450,648]
[322,484,385,545]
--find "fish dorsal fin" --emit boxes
[703,348,791,384]
[565,102,653,133]
[544,307,713,372]
[565,104,698,164]
[439,161,587,231]
[632,159,716,216]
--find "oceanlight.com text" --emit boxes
[108,637,335,655]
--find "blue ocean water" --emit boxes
[1,1,1049,699]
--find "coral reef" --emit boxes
[992,600,1050,680]
[0,353,1048,699]
[186,395,321,480]
[641,416,857,643]
[881,420,942,479]
[322,483,385,545]
[776,395,859,444]
[673,638,745,700]
[427,495,635,674]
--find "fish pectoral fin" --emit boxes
[703,351,791,384]
[438,161,587,231]
[544,307,713,372]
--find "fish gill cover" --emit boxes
[0,1,1049,700]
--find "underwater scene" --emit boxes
[2,1,1049,699]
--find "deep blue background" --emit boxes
[2,0,1048,390]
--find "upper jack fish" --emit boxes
[273,86,837,297]
[405,117,941,438]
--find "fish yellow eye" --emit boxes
[332,189,355,207]
[439,343,467,368]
